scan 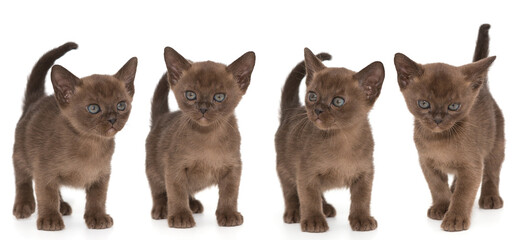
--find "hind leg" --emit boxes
[12,162,35,219]
[322,195,336,217]
[278,169,300,223]
[59,191,72,216]
[479,107,504,209]
[189,195,203,214]
[148,179,168,220]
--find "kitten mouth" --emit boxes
[106,127,118,135]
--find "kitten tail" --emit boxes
[280,52,331,123]
[473,24,490,62]
[151,73,170,125]
[23,42,78,113]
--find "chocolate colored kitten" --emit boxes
[275,48,384,233]
[394,24,504,231]
[145,47,255,228]
[12,42,137,231]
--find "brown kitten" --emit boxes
[275,48,384,233]
[12,42,137,231]
[145,47,255,228]
[394,24,504,232]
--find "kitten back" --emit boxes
[473,24,490,62]
[23,42,77,113]
[150,73,170,125]
[280,50,331,122]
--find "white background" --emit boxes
[0,1,522,239]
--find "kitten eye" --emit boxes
[332,97,345,107]
[448,103,461,111]
[214,93,226,102]
[87,104,101,114]
[308,92,318,102]
[185,91,197,100]
[418,100,430,109]
[117,101,127,111]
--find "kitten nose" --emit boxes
[108,118,116,125]
[434,118,443,125]
[314,109,323,116]
[200,108,208,114]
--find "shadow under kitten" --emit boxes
[145,47,255,228]
[12,42,137,231]
[275,48,384,233]
[394,24,504,232]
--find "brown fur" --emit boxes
[145,47,255,228]
[275,48,384,233]
[394,24,504,232]
[12,42,137,231]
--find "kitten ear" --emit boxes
[394,53,423,89]
[114,57,138,97]
[164,47,191,86]
[51,65,80,105]
[227,51,256,93]
[304,48,326,85]
[354,61,385,103]
[461,56,496,90]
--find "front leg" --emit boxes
[420,159,452,220]
[166,167,194,228]
[84,175,113,229]
[297,174,328,233]
[348,171,377,231]
[216,164,243,227]
[441,166,482,232]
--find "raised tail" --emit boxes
[151,73,170,125]
[280,52,331,122]
[23,42,77,113]
[473,24,490,62]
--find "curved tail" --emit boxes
[151,73,170,125]
[473,24,490,62]
[23,42,77,113]
[280,52,331,122]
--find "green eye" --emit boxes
[185,91,197,100]
[308,92,317,102]
[332,97,345,107]
[214,93,226,102]
[448,103,461,111]
[117,101,127,111]
[87,104,101,114]
[418,100,430,109]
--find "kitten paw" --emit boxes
[479,195,504,209]
[301,215,329,233]
[323,203,336,218]
[190,198,204,213]
[216,211,243,227]
[60,201,72,216]
[84,213,113,229]
[168,211,195,228]
[283,208,300,223]
[427,203,449,220]
[441,213,470,232]
[151,204,167,219]
[37,213,65,231]
[349,215,377,231]
[13,201,35,219]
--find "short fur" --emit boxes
[394,24,504,232]
[145,47,255,228]
[12,42,137,231]
[275,48,384,232]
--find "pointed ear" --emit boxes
[164,47,191,86]
[461,56,496,90]
[51,65,80,105]
[304,48,326,85]
[354,61,385,103]
[227,51,256,93]
[114,57,138,97]
[394,53,423,89]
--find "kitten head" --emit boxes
[164,47,255,126]
[304,48,384,130]
[394,53,495,132]
[51,57,137,138]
